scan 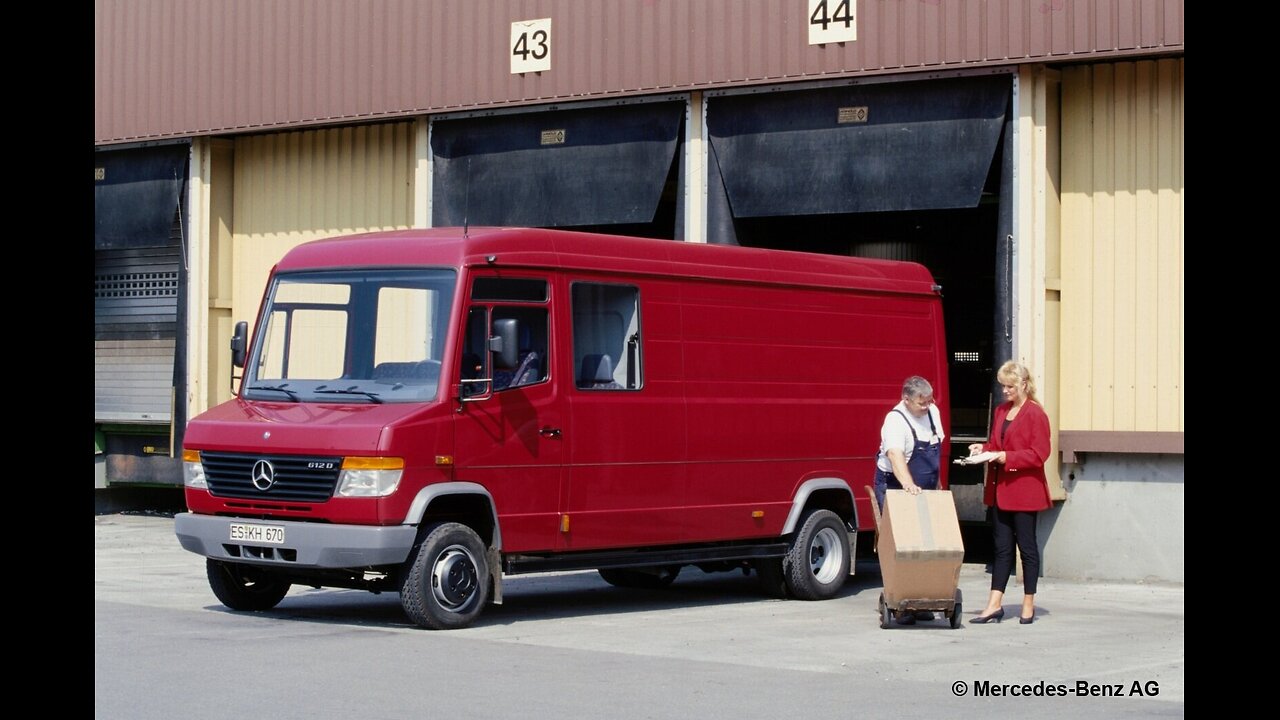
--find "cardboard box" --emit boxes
[878,489,965,609]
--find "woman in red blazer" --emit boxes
[968,361,1052,625]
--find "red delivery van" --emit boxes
[175,227,950,629]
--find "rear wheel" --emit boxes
[400,522,491,630]
[598,566,680,589]
[206,559,291,611]
[783,509,850,600]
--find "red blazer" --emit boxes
[981,400,1052,512]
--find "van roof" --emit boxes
[275,227,940,296]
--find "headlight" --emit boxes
[336,457,405,497]
[182,449,207,489]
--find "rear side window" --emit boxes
[571,283,642,391]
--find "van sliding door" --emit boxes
[563,281,688,550]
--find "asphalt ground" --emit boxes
[96,512,1184,718]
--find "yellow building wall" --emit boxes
[1060,59,1183,434]
[226,122,416,400]
[1015,65,1064,498]
[206,140,235,410]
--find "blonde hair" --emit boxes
[997,361,1038,402]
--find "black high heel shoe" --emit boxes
[969,609,1005,624]
[1019,614,1035,624]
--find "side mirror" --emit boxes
[490,318,519,370]
[230,321,248,369]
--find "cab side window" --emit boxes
[462,278,549,396]
[492,306,547,391]
[572,283,642,391]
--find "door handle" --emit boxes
[539,426,562,438]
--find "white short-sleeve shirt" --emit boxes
[875,400,945,473]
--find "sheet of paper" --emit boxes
[954,451,1000,465]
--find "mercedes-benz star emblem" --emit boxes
[251,460,276,491]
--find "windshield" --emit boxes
[243,268,457,403]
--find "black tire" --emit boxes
[206,559,291,611]
[400,522,491,630]
[783,509,851,600]
[754,558,789,599]
[598,566,680,589]
[879,592,890,629]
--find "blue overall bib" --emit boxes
[874,409,942,511]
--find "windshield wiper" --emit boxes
[249,383,300,402]
[314,385,383,403]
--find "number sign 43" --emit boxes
[511,18,551,74]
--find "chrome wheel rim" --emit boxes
[809,527,843,584]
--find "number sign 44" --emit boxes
[808,0,857,45]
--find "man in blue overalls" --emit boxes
[872,375,945,624]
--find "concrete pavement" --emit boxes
[96,512,1184,716]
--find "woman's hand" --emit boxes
[968,443,985,456]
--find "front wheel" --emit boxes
[400,522,491,630]
[206,559,291,611]
[783,509,851,600]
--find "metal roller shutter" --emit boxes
[94,228,182,423]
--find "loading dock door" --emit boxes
[706,75,1009,244]
[94,144,189,424]
[705,76,1012,522]
[431,101,683,230]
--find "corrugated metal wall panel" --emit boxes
[1155,57,1183,434]
[230,123,415,337]
[95,0,1184,144]
[1060,58,1183,434]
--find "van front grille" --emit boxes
[201,451,341,502]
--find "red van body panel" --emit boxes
[176,227,948,626]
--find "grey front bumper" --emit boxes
[174,512,418,569]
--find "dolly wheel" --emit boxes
[950,589,964,629]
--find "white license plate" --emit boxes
[229,522,286,545]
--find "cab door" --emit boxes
[453,275,565,553]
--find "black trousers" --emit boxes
[991,507,1040,595]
